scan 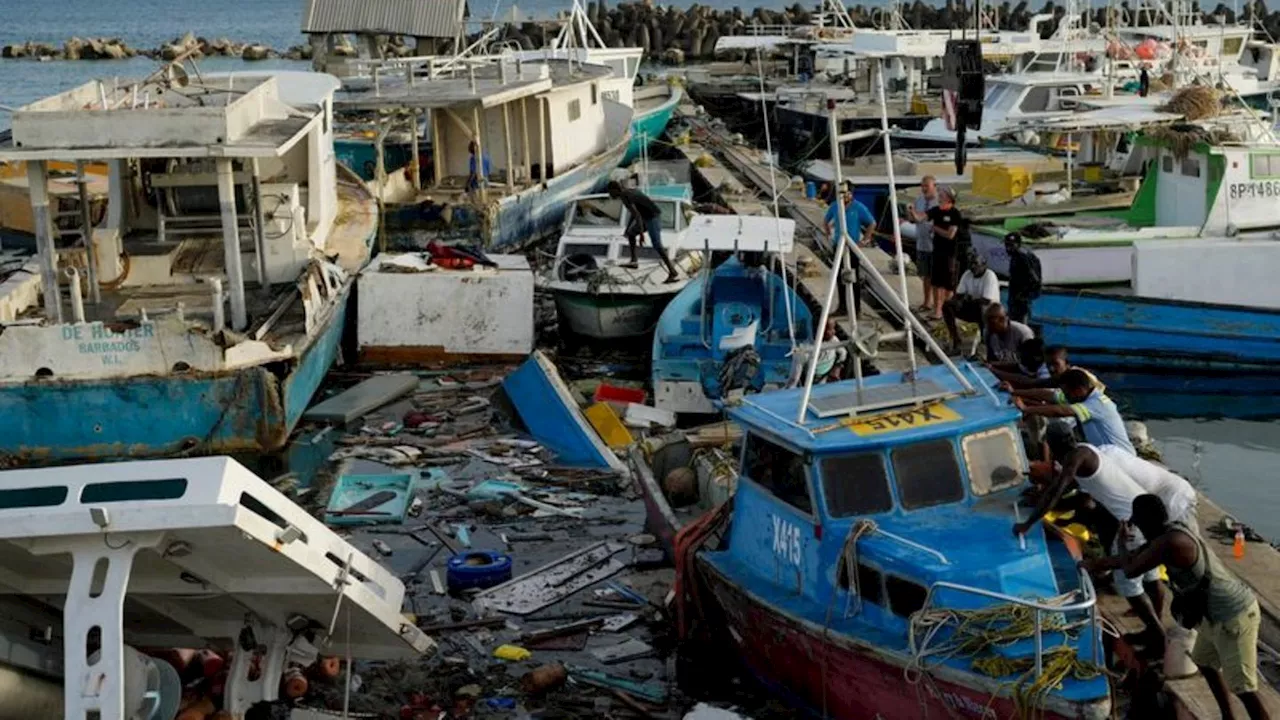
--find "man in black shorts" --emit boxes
[926,187,963,320]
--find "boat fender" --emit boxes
[446,551,513,592]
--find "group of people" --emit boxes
[819,171,1265,720]
[981,311,1267,719]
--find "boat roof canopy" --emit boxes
[728,364,1018,454]
[0,73,321,160]
[682,215,796,253]
[334,58,608,110]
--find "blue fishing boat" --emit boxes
[1031,287,1280,374]
[0,69,372,463]
[651,216,812,416]
[676,363,1110,719]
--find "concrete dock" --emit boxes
[674,102,1280,717]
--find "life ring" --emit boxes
[446,551,513,592]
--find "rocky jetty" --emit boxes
[4,0,1279,64]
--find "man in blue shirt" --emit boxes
[1009,368,1136,455]
[823,183,876,253]
[467,140,491,192]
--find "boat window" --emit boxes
[962,428,1024,496]
[636,246,665,261]
[1251,154,1280,178]
[592,83,599,105]
[891,439,964,510]
[562,243,610,258]
[886,575,928,617]
[1018,86,1052,113]
[837,560,885,606]
[1162,155,1175,173]
[1056,86,1080,110]
[571,198,623,226]
[743,434,813,514]
[568,99,582,122]
[1224,37,1244,56]
[658,201,679,230]
[1181,158,1201,178]
[820,452,893,517]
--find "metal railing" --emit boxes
[918,567,1101,678]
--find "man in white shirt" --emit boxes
[1097,444,1199,534]
[1015,443,1166,649]
[943,253,1000,353]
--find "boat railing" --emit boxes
[918,567,1100,678]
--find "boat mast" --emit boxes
[794,56,975,424]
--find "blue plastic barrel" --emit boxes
[805,181,817,199]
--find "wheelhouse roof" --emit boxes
[727,363,1018,454]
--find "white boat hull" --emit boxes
[553,289,677,339]
[972,231,1135,286]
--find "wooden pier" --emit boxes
[674,101,1280,718]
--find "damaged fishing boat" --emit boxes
[0,67,374,462]
[541,183,701,339]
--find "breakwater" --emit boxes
[3,1,1278,64]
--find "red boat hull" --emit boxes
[698,559,1110,720]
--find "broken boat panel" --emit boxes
[358,253,534,364]
[502,350,626,472]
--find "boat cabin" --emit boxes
[706,364,1106,711]
[0,69,371,382]
[333,56,630,247]
[551,190,694,274]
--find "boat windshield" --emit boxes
[961,427,1024,496]
[658,201,680,230]
[744,434,813,514]
[572,198,624,227]
[890,439,964,510]
[562,242,610,258]
[820,452,893,517]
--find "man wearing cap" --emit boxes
[1005,232,1042,324]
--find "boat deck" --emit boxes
[2,172,373,352]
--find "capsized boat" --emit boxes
[0,68,373,463]
[540,183,701,339]
[651,216,812,416]
[678,364,1109,719]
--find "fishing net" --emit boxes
[1158,85,1222,121]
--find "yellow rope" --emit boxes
[908,601,1106,720]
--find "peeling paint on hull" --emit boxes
[697,558,1109,720]
[0,285,351,465]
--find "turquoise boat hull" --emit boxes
[622,86,682,165]
[0,284,351,464]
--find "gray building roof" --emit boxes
[302,0,467,38]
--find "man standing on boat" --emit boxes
[1094,494,1269,720]
[607,181,680,284]
[1004,232,1042,324]
[905,176,940,316]
[1007,368,1137,456]
[943,252,1000,355]
[1014,444,1168,654]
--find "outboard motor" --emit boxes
[940,39,985,174]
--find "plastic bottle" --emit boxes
[1234,525,1246,559]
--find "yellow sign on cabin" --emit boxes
[845,403,962,436]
